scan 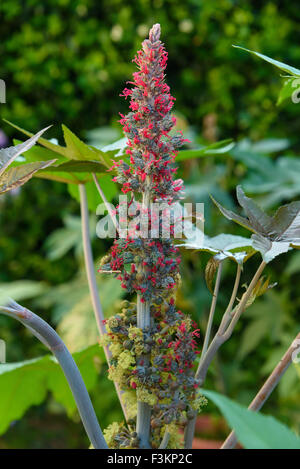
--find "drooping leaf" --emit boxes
[0,160,56,194]
[233,46,300,77]
[0,345,105,435]
[0,126,51,177]
[202,389,300,449]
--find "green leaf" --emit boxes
[0,160,56,194]
[252,234,291,263]
[180,233,254,265]
[277,78,299,105]
[177,139,235,162]
[57,277,124,352]
[0,126,51,177]
[233,46,300,77]
[211,194,256,233]
[285,251,300,275]
[271,201,300,242]
[4,121,116,172]
[202,389,300,449]
[0,344,105,435]
[62,124,100,161]
[0,281,48,305]
[46,160,112,173]
[68,175,117,211]
[213,187,300,262]
[236,186,273,236]
[4,119,70,157]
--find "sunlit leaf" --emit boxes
[0,345,105,435]
[202,389,300,449]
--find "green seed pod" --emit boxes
[123,339,133,349]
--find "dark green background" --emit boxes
[0,0,300,448]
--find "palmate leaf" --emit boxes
[202,389,300,449]
[5,120,117,175]
[4,121,120,209]
[3,119,69,157]
[0,344,105,435]
[236,186,273,236]
[213,186,300,263]
[0,160,56,194]
[0,126,51,177]
[180,233,254,265]
[210,195,256,234]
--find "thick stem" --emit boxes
[184,260,266,449]
[136,297,151,448]
[0,301,107,449]
[221,331,300,449]
[136,187,152,449]
[79,183,127,420]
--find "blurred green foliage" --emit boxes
[1,0,300,449]
[1,0,300,141]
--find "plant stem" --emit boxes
[92,173,119,232]
[200,261,223,361]
[221,330,300,449]
[219,263,242,334]
[79,183,127,420]
[136,187,152,449]
[136,297,151,448]
[0,300,107,449]
[184,260,266,448]
[159,431,170,449]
